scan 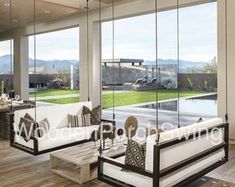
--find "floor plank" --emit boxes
[0,140,235,187]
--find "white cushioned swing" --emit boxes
[11,102,113,155]
[98,118,228,187]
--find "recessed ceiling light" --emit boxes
[12,19,18,23]
[4,3,10,7]
[44,10,50,14]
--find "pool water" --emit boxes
[138,94,217,116]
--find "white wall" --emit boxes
[13,34,29,100]
[218,0,235,141]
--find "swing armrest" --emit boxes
[98,156,153,178]
[16,131,38,141]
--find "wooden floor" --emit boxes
[0,140,235,187]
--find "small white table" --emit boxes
[50,140,126,184]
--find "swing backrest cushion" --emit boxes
[14,102,92,131]
[145,118,224,172]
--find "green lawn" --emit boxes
[41,97,80,104]
[39,90,205,109]
[29,89,79,97]
[102,90,203,109]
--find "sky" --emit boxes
[28,27,80,61]
[0,2,217,63]
[0,40,12,56]
[102,2,217,62]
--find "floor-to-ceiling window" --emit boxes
[177,2,218,126]
[0,40,14,94]
[101,2,217,128]
[28,27,80,105]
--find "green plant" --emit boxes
[203,56,217,74]
[0,81,4,95]
[164,79,172,88]
[187,77,193,91]
[144,76,148,80]
[204,80,208,91]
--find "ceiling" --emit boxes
[0,0,135,32]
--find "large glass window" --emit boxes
[0,40,14,93]
[178,2,217,126]
[102,2,217,128]
[28,27,79,104]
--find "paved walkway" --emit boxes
[101,93,216,130]
[102,107,216,130]
[33,94,80,101]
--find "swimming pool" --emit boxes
[138,94,217,116]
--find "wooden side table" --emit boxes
[0,107,10,139]
[0,104,32,140]
[50,140,126,184]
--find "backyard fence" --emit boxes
[178,73,217,91]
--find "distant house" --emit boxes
[28,66,67,74]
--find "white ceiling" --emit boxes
[0,0,135,32]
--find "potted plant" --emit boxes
[187,77,193,91]
[164,79,172,89]
[0,80,5,96]
[203,80,208,91]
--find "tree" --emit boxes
[55,69,70,88]
[185,67,203,73]
[202,57,217,74]
[184,57,217,74]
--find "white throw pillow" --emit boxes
[68,114,91,127]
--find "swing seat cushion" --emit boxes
[14,125,99,151]
[14,102,93,131]
[103,150,224,187]
[13,102,101,151]
[145,117,224,172]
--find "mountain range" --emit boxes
[144,59,207,69]
[0,54,207,73]
[0,55,78,73]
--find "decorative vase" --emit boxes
[0,97,5,105]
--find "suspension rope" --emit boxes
[86,0,90,101]
[112,0,115,120]
[155,0,160,143]
[9,0,13,113]
[177,0,180,128]
[99,0,102,113]
[98,0,103,156]
[225,0,229,123]
[9,0,13,89]
[34,0,37,120]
